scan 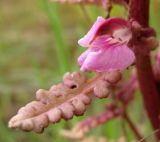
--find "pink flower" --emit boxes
[78,16,135,72]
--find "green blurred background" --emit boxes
[0,0,160,142]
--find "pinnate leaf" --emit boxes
[8,71,121,133]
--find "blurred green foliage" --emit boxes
[0,0,159,142]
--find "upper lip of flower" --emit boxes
[78,16,132,48]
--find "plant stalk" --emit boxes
[129,0,160,139]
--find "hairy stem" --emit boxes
[129,0,160,139]
[123,111,146,142]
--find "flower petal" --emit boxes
[78,17,131,48]
[79,45,135,72]
[78,16,106,47]
[96,17,130,36]
[78,49,90,66]
[90,35,122,51]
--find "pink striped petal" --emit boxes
[90,35,122,50]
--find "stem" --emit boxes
[123,111,146,142]
[129,0,160,139]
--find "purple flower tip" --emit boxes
[78,16,135,72]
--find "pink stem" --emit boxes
[129,0,160,139]
[123,111,146,142]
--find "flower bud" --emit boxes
[104,71,122,84]
[94,80,110,98]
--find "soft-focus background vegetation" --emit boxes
[0,0,160,142]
